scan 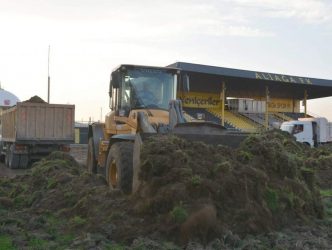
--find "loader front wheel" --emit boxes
[105,142,133,194]
[87,138,97,174]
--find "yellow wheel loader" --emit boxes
[87,64,246,194]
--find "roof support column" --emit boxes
[220,81,226,127]
[265,86,269,130]
[304,90,308,118]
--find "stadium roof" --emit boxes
[168,62,332,100]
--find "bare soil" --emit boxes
[0,130,332,249]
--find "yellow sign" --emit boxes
[267,98,300,112]
[178,92,222,108]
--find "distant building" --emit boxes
[0,87,20,114]
[75,122,89,144]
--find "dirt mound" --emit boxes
[0,152,122,248]
[306,144,332,189]
[23,95,46,103]
[133,130,324,243]
[0,131,332,248]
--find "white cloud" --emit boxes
[229,0,332,23]
[0,0,274,40]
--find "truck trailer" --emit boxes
[0,101,75,168]
[280,117,332,147]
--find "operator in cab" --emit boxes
[133,81,161,108]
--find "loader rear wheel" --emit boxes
[87,138,97,174]
[105,142,133,194]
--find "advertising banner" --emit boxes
[267,98,300,112]
[178,92,222,109]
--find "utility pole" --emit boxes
[47,45,51,103]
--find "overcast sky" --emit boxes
[0,0,331,121]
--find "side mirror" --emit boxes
[109,81,112,98]
[111,71,121,89]
[182,74,190,92]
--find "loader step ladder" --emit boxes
[273,112,293,122]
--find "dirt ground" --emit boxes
[0,144,87,178]
[0,131,332,249]
[69,144,88,166]
[0,164,26,178]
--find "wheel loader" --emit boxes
[87,64,247,194]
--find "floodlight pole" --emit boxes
[47,45,51,103]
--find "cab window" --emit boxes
[292,124,303,134]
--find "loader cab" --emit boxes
[109,65,179,117]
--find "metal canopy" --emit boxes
[168,62,332,100]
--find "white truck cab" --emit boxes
[280,117,332,147]
[280,120,316,147]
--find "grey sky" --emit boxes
[0,0,331,120]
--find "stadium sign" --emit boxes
[255,72,312,85]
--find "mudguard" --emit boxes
[88,123,105,161]
[109,134,136,145]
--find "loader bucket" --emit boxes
[171,122,248,147]
[132,121,248,193]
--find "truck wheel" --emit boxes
[19,154,29,169]
[8,145,19,169]
[105,142,133,194]
[97,165,106,177]
[5,147,10,167]
[87,138,97,174]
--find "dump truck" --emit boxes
[0,101,75,168]
[87,64,247,194]
[280,117,332,147]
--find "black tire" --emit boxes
[105,142,133,194]
[19,154,29,169]
[8,145,19,169]
[0,144,5,163]
[97,164,106,177]
[87,138,97,174]
[5,146,10,167]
